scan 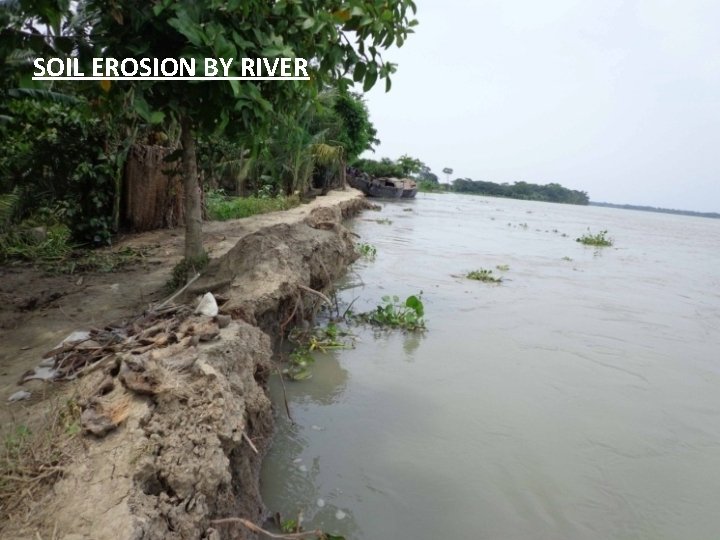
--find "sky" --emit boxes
[362,0,720,212]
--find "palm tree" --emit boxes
[442,167,453,184]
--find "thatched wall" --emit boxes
[123,145,184,231]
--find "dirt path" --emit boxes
[1,188,366,539]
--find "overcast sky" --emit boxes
[363,0,720,212]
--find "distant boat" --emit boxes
[400,178,418,199]
[348,174,417,199]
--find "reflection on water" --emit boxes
[261,194,720,539]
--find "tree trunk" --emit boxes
[180,114,205,261]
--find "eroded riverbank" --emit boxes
[1,189,368,539]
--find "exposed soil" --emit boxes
[0,188,368,539]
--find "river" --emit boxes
[260,192,720,540]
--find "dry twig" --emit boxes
[210,518,323,539]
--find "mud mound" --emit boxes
[189,205,360,338]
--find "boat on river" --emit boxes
[348,173,417,199]
[400,178,418,198]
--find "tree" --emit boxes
[396,154,424,177]
[442,167,453,183]
[7,0,419,269]
[330,90,378,164]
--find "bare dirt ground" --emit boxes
[0,188,366,540]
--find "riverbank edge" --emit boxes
[3,189,369,540]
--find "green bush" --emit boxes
[0,98,118,244]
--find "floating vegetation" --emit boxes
[356,242,377,260]
[402,208,414,212]
[374,218,393,225]
[285,323,353,381]
[518,222,528,229]
[562,256,573,261]
[576,229,613,247]
[466,269,502,283]
[495,264,510,271]
[355,293,425,331]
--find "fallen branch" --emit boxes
[210,518,323,539]
[241,431,259,455]
[155,272,201,310]
[297,284,332,307]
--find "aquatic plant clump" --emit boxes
[576,229,613,247]
[356,242,377,259]
[285,322,354,381]
[356,293,426,331]
[467,269,502,283]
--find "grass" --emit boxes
[355,293,426,331]
[55,245,150,274]
[1,224,151,275]
[0,225,73,265]
[467,269,502,283]
[1,397,82,517]
[206,190,301,221]
[576,229,613,247]
[356,242,377,260]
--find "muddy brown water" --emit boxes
[260,193,720,540]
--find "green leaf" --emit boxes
[363,66,378,92]
[149,111,165,124]
[405,295,424,317]
[353,62,366,83]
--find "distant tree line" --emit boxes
[451,178,589,205]
[590,202,719,219]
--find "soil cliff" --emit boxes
[1,189,367,540]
